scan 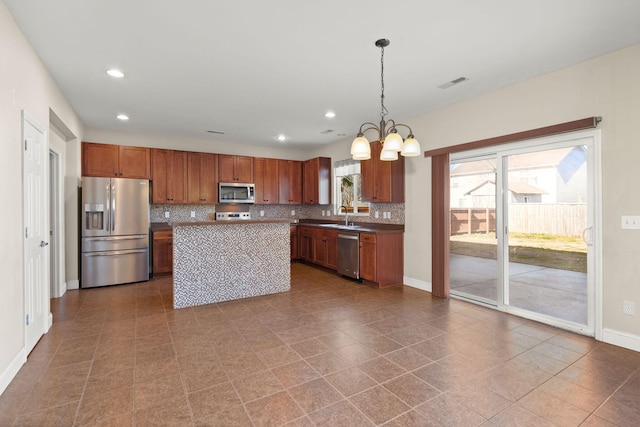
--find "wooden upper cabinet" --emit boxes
[303,157,331,205]
[151,149,187,204]
[360,141,405,203]
[82,142,150,178]
[187,152,218,204]
[255,158,279,204]
[218,154,254,182]
[278,160,302,204]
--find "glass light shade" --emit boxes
[400,137,421,157]
[351,136,371,160]
[379,148,398,161]
[382,131,403,152]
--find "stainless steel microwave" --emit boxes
[219,182,255,203]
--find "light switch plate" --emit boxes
[375,211,379,218]
[164,211,170,218]
[260,210,264,217]
[190,211,195,218]
[621,216,640,229]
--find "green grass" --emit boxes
[450,233,587,273]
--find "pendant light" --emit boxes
[350,39,421,161]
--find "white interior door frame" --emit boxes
[48,146,64,298]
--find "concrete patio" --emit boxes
[450,254,588,325]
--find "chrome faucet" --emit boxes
[340,205,349,226]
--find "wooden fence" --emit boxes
[451,204,587,237]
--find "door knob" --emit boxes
[40,241,49,247]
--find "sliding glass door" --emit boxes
[449,156,499,305]
[450,131,598,333]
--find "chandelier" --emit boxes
[351,39,421,161]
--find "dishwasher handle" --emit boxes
[338,233,359,240]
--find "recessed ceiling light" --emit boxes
[325,111,336,118]
[117,114,129,121]
[107,69,124,78]
[277,134,287,142]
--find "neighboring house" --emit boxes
[451,146,587,208]
[462,180,547,206]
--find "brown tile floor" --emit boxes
[1,262,640,426]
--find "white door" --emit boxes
[23,111,50,354]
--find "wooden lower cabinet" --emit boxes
[297,226,338,270]
[152,230,173,276]
[290,225,299,260]
[323,229,338,270]
[359,232,404,287]
[297,225,403,287]
[299,227,314,262]
[359,233,377,281]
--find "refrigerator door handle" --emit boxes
[105,182,112,233]
[85,236,148,242]
[84,249,147,257]
[111,182,116,233]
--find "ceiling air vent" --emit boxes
[206,130,225,134]
[320,129,334,135]
[438,76,469,89]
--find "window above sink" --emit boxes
[334,159,370,216]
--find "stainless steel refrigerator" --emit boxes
[81,177,150,288]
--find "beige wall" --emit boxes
[0,1,83,390]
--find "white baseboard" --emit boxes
[56,282,66,298]
[602,328,640,353]
[66,280,79,290]
[0,348,26,397]
[403,276,432,293]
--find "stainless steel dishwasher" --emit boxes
[337,232,359,279]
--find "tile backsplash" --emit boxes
[151,203,404,224]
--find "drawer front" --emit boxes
[360,233,376,243]
[154,230,173,239]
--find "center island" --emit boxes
[171,220,291,309]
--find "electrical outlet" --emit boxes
[291,210,295,216]
[375,211,379,219]
[322,211,325,217]
[260,210,264,217]
[623,301,635,316]
[621,216,640,229]
[190,211,195,218]
[164,211,170,219]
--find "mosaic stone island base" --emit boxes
[172,221,291,308]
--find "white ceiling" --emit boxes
[5,0,640,151]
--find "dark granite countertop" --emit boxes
[295,219,404,234]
